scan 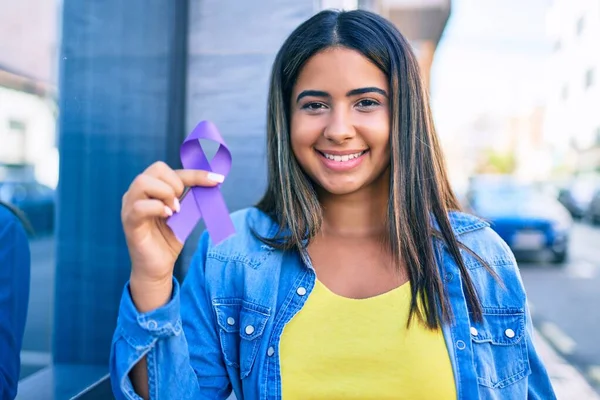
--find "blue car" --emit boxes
[467,180,572,264]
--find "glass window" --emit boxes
[576,16,585,36]
[553,40,561,52]
[585,68,594,89]
[1,118,27,164]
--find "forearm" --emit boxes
[111,278,231,400]
[126,275,173,399]
[111,333,205,400]
[129,356,149,400]
[129,273,173,313]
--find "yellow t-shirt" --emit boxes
[279,279,457,399]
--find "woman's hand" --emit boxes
[121,161,223,311]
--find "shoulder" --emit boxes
[445,211,526,308]
[0,203,17,225]
[184,208,282,304]
[0,204,28,241]
[451,211,516,266]
[446,210,516,266]
[0,203,30,272]
[195,207,277,267]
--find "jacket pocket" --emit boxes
[214,299,270,379]
[470,308,531,389]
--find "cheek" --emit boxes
[290,127,310,172]
[289,120,304,157]
[290,114,320,156]
[366,121,391,174]
[366,117,390,156]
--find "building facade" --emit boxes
[544,0,600,174]
[317,0,450,86]
[0,0,59,187]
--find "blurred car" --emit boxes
[0,180,55,236]
[466,178,572,264]
[557,186,595,219]
[557,188,583,218]
[557,175,600,219]
[586,190,600,225]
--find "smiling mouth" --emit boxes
[316,150,368,162]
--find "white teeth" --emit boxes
[323,151,364,162]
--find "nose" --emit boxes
[323,108,355,144]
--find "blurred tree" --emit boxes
[476,149,516,174]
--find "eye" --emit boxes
[356,99,380,109]
[302,102,328,111]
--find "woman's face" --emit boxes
[290,47,391,196]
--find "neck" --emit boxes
[317,175,389,239]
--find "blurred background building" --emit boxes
[544,0,600,176]
[0,0,60,189]
[320,0,451,86]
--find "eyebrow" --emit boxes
[295,87,388,103]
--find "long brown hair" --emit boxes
[256,9,491,329]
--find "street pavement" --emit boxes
[534,330,599,399]
[520,222,600,396]
[21,223,600,398]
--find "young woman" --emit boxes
[111,9,556,400]
[0,201,31,400]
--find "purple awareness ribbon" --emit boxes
[166,120,235,245]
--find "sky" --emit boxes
[430,0,554,138]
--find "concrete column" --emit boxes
[53,0,188,364]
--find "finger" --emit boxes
[129,175,177,210]
[175,169,225,188]
[127,199,174,225]
[144,161,186,198]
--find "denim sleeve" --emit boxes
[110,231,231,400]
[524,302,558,400]
[0,209,31,400]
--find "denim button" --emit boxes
[297,287,307,296]
[445,273,453,283]
[245,325,255,335]
[173,321,183,335]
[227,317,235,326]
[147,320,158,330]
[267,347,275,357]
[505,328,515,338]
[456,340,466,350]
[470,327,478,336]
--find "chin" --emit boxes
[317,180,365,196]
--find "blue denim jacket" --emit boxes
[110,207,556,399]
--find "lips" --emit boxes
[316,149,369,162]
[315,149,368,171]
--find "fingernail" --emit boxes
[173,197,181,213]
[207,172,225,183]
[164,205,173,217]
